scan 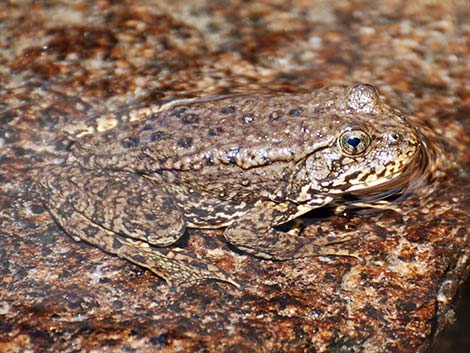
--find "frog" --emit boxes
[37,84,423,287]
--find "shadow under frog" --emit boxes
[37,84,423,287]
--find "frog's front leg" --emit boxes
[37,165,237,287]
[225,201,357,260]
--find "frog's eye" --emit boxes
[338,129,371,155]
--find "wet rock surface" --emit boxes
[1,1,468,352]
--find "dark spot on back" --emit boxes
[142,124,153,131]
[289,108,302,116]
[151,131,166,142]
[122,137,139,148]
[220,106,236,114]
[181,113,199,124]
[177,137,193,148]
[145,213,156,221]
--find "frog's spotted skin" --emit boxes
[37,84,423,287]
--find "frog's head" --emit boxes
[303,84,426,199]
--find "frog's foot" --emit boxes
[112,235,240,287]
[225,201,361,261]
[37,165,239,288]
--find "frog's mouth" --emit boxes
[341,136,435,205]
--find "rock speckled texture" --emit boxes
[1,1,468,352]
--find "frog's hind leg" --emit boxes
[37,165,238,287]
[224,200,359,261]
[49,206,237,286]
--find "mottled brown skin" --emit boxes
[37,84,422,286]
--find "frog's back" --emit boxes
[141,91,341,170]
[70,85,387,172]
